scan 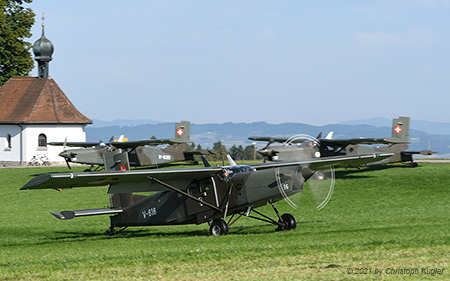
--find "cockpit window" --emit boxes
[218,165,256,182]
[301,140,319,148]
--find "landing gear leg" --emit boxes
[105,226,117,236]
[104,226,127,236]
[245,204,297,232]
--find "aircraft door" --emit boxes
[185,178,217,223]
[230,173,248,207]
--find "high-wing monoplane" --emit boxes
[250,117,435,166]
[20,151,392,236]
[50,121,210,170]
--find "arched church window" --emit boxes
[6,134,11,149]
[38,134,47,147]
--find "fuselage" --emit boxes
[59,143,193,167]
[109,165,312,227]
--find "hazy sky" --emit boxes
[28,1,450,125]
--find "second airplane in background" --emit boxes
[51,121,210,170]
[250,117,435,166]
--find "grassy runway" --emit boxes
[0,163,448,280]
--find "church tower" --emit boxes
[33,23,54,79]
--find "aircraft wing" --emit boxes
[320,138,408,145]
[251,153,394,170]
[111,139,180,148]
[48,142,101,147]
[248,136,306,144]
[21,153,392,191]
[249,136,407,145]
[20,166,223,191]
[49,138,187,149]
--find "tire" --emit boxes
[209,219,228,236]
[279,213,296,230]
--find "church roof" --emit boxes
[0,77,92,124]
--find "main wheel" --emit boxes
[209,219,229,236]
[276,213,296,231]
[281,213,296,230]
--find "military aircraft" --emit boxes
[20,150,392,236]
[249,117,435,166]
[50,121,210,170]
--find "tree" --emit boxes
[243,144,261,160]
[0,0,35,86]
[211,141,227,161]
[229,145,244,160]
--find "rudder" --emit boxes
[391,116,410,142]
[174,121,190,143]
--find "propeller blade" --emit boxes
[64,158,72,170]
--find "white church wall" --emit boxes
[0,125,22,163]
[23,125,86,164]
[0,124,87,166]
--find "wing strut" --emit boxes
[147,176,223,213]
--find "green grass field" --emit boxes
[0,163,448,280]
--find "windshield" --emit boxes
[300,140,319,148]
[218,165,256,182]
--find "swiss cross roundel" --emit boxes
[394,126,402,134]
[118,165,127,171]
[177,129,184,136]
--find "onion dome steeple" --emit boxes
[33,22,54,79]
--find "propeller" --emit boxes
[274,134,336,211]
[274,166,335,211]
[62,137,72,169]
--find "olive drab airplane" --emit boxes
[50,121,210,170]
[249,117,436,167]
[20,150,393,236]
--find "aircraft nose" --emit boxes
[59,151,71,158]
[258,149,278,157]
[257,149,270,157]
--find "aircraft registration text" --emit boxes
[142,207,157,219]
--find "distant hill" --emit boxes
[86,120,450,157]
[90,119,161,128]
[341,117,450,135]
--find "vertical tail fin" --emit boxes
[174,121,190,143]
[103,150,133,208]
[391,116,410,142]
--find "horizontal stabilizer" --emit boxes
[401,150,437,156]
[51,208,123,220]
[184,149,214,155]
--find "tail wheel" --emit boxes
[209,219,229,236]
[276,213,296,231]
